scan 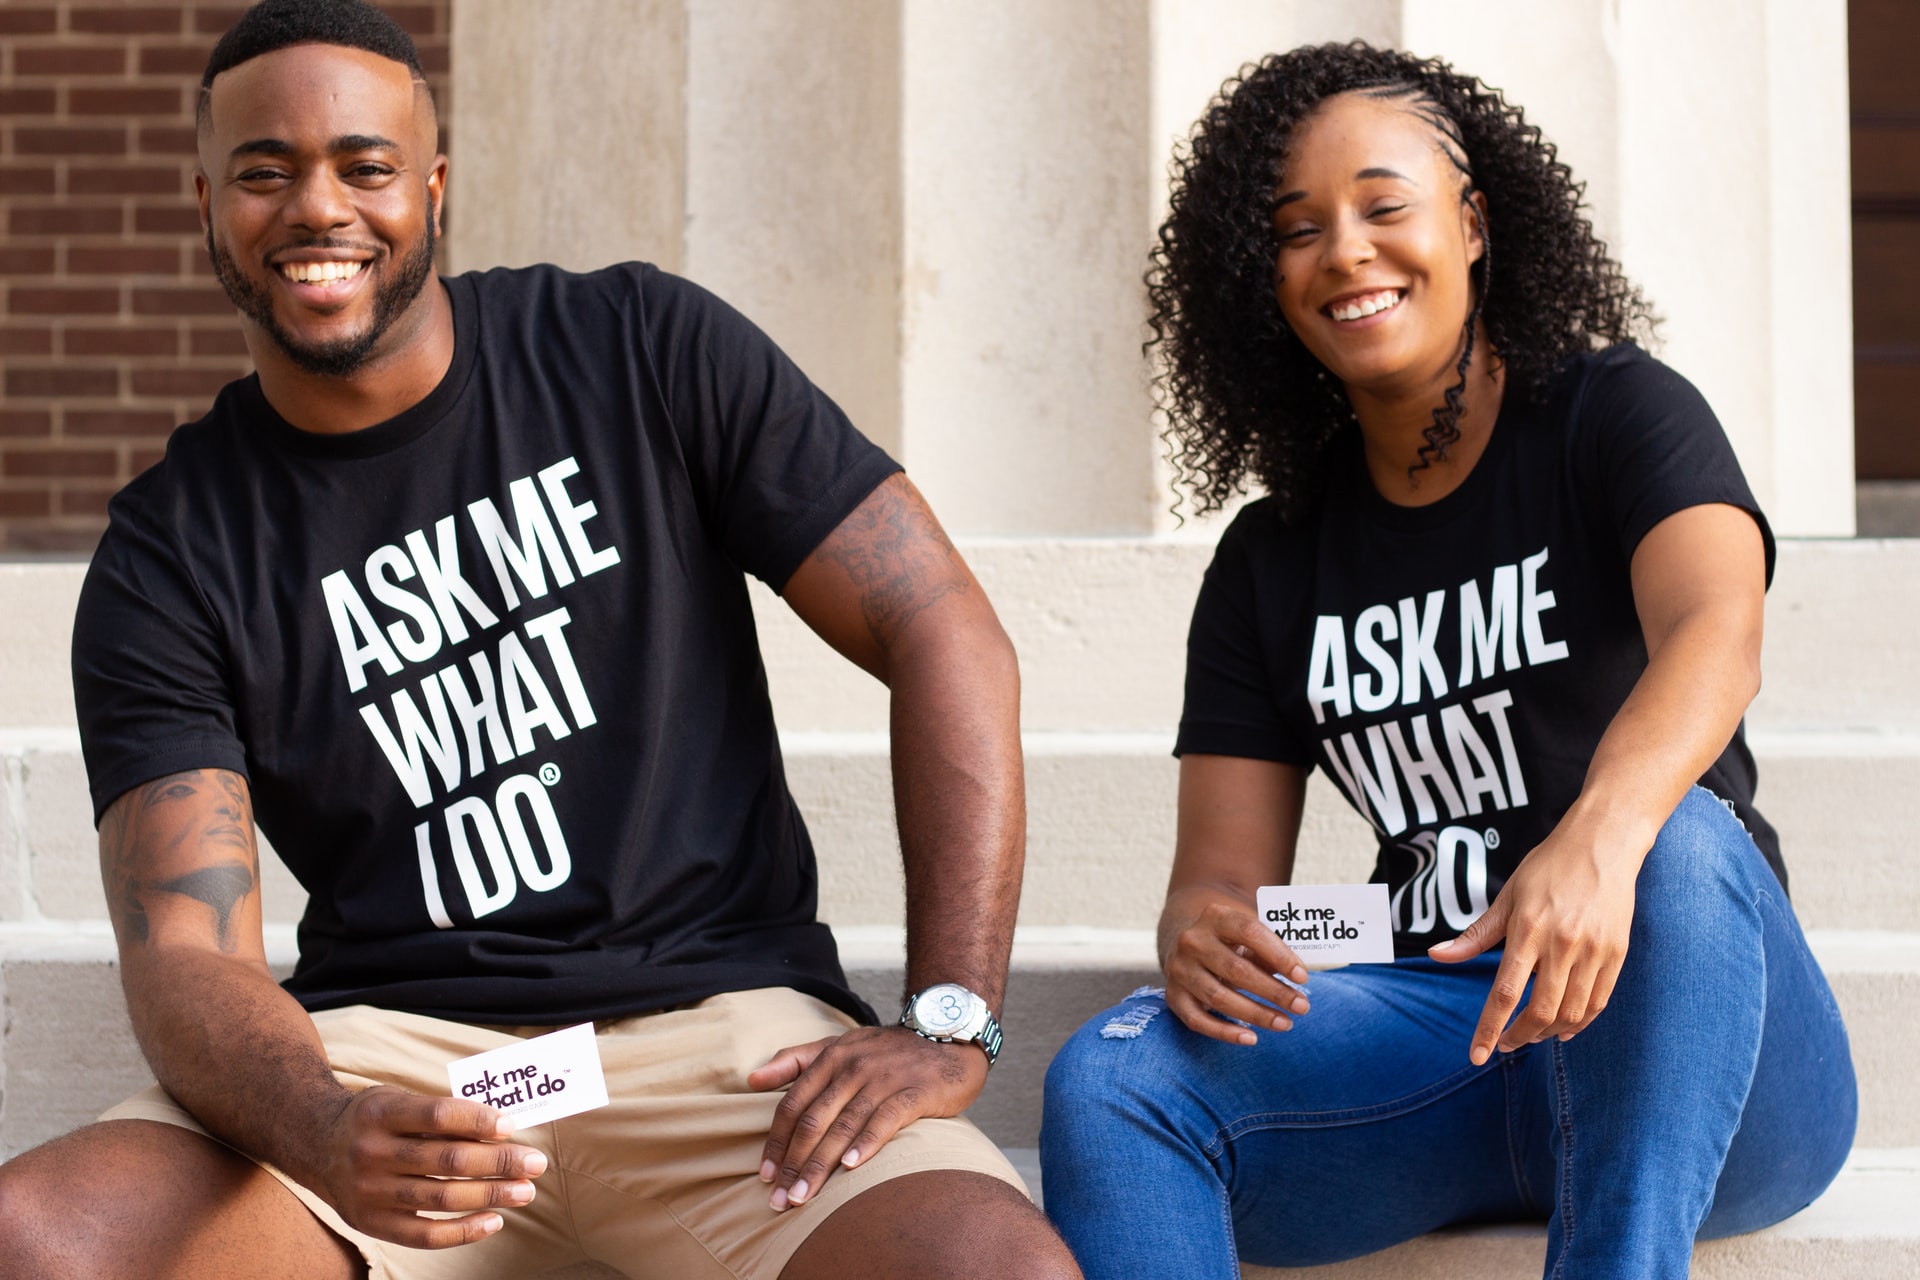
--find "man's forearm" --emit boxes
[889,620,1024,1010]
[99,768,351,1192]
[781,474,1027,1013]
[121,948,353,1189]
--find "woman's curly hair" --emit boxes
[1151,42,1655,521]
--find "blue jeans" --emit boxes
[1039,788,1857,1279]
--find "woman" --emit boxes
[1039,43,1855,1280]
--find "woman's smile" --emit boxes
[1324,287,1406,323]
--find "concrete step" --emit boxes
[1231,1146,1920,1280]
[6,729,1916,934]
[814,729,1920,933]
[991,1148,1920,1280]
[751,536,1920,735]
[8,538,1920,739]
[516,1148,1920,1279]
[4,924,1915,1160]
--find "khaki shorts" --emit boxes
[100,987,1025,1279]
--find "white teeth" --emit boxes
[1331,291,1401,321]
[280,260,364,284]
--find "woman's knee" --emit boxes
[1634,786,1774,923]
[1044,997,1155,1107]
[1042,990,1194,1141]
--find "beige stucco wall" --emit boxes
[447,0,1856,536]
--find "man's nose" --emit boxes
[283,170,354,234]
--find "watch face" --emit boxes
[914,985,974,1036]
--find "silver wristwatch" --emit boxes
[900,983,1004,1068]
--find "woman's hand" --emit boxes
[1163,894,1313,1045]
[1160,755,1313,1046]
[1427,820,1643,1064]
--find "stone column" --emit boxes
[897,0,1158,534]
[684,0,905,458]
[447,0,687,274]
[1760,0,1855,536]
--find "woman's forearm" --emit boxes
[1561,506,1766,860]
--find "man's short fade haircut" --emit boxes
[201,0,427,97]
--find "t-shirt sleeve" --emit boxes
[1575,346,1777,586]
[72,484,248,824]
[631,266,901,592]
[1174,508,1316,766]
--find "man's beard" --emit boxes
[209,215,438,379]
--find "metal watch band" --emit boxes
[900,989,1004,1068]
[973,1007,1004,1067]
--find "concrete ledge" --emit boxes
[1857,481,1920,538]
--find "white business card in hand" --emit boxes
[1255,883,1396,968]
[447,1023,610,1129]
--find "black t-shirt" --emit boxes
[1175,344,1782,956]
[73,263,900,1024]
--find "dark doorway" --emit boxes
[1852,0,1920,533]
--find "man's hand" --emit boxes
[749,1026,987,1211]
[312,1085,549,1248]
[1428,824,1640,1064]
[1162,899,1313,1046]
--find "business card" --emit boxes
[447,1022,609,1128]
[1255,882,1395,967]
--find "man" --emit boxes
[0,3,1079,1277]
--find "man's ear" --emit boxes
[194,169,211,235]
[427,154,448,238]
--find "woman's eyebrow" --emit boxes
[1274,166,1416,209]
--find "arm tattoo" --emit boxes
[99,768,259,953]
[820,477,972,644]
[155,865,256,947]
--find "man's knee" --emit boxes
[0,1119,361,1280]
[0,1123,145,1276]
[782,1169,1080,1280]
[0,1147,63,1269]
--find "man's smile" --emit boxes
[278,259,366,285]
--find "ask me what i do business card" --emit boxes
[447,1023,610,1129]
[1255,883,1396,967]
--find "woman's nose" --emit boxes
[1322,213,1375,274]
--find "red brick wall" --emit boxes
[0,0,450,552]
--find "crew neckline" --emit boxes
[243,274,479,460]
[1341,387,1521,533]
